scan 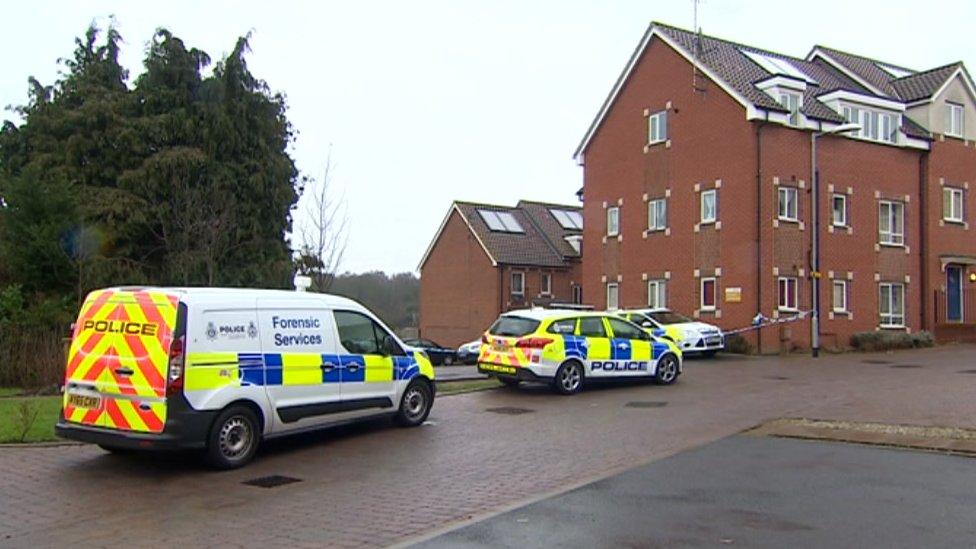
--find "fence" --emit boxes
[0,325,66,389]
[934,288,976,325]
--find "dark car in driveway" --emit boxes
[403,338,459,366]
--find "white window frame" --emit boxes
[878,200,905,246]
[648,110,667,144]
[943,187,964,223]
[647,198,667,231]
[540,273,552,296]
[606,282,619,311]
[700,189,717,224]
[607,206,620,237]
[647,279,667,309]
[777,276,798,312]
[832,279,848,313]
[777,187,799,221]
[700,277,716,312]
[511,271,524,297]
[842,104,898,143]
[832,193,848,227]
[879,282,905,328]
[779,91,801,126]
[946,102,965,138]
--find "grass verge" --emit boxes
[0,396,61,443]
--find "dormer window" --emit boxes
[945,102,964,137]
[778,91,801,126]
[842,104,899,144]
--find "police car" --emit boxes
[618,308,724,357]
[478,309,682,394]
[55,285,435,468]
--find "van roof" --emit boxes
[104,286,363,309]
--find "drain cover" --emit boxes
[764,375,791,381]
[243,475,302,488]
[624,401,668,408]
[486,407,535,415]
[862,359,893,364]
[958,369,976,374]
[890,364,922,369]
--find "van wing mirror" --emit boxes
[382,335,405,356]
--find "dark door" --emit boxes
[947,266,963,322]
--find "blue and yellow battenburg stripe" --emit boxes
[184,351,433,390]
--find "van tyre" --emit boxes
[552,360,583,395]
[654,354,680,385]
[206,405,260,470]
[395,379,433,427]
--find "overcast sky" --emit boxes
[4,1,975,274]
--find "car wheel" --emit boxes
[206,405,260,470]
[394,379,433,427]
[654,353,680,385]
[552,360,584,395]
[498,377,520,388]
[443,355,453,366]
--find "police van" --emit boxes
[478,309,682,394]
[55,286,436,468]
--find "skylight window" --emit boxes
[478,209,524,233]
[876,63,913,79]
[550,209,583,230]
[741,50,818,84]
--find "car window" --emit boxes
[649,311,692,324]
[489,316,540,337]
[607,317,647,340]
[578,316,607,338]
[547,318,577,334]
[334,310,384,355]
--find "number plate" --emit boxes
[479,363,516,375]
[67,393,101,410]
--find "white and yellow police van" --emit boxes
[478,309,682,394]
[55,286,435,468]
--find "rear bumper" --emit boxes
[478,364,548,383]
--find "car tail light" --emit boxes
[515,337,553,349]
[166,335,185,397]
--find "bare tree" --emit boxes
[295,151,347,292]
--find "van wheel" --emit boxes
[206,406,260,469]
[654,354,680,385]
[552,360,583,395]
[395,379,433,427]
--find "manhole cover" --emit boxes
[764,375,791,381]
[485,407,535,415]
[243,475,302,488]
[890,364,922,369]
[862,359,893,365]
[958,369,976,374]
[624,401,668,408]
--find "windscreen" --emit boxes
[649,311,692,325]
[488,316,540,337]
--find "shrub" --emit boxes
[724,333,753,354]
[850,330,935,352]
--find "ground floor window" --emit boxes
[647,280,666,308]
[879,282,905,328]
[511,272,524,297]
[572,284,582,304]
[541,273,552,296]
[778,277,798,311]
[832,280,848,313]
[606,282,619,310]
[700,277,716,311]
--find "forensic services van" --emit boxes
[55,286,436,468]
[478,309,682,394]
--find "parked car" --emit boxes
[403,338,459,365]
[618,308,724,357]
[456,339,482,364]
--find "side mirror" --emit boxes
[382,335,404,356]
[641,320,653,328]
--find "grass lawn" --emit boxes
[0,388,25,398]
[0,395,62,443]
[437,378,502,395]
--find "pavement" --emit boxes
[417,435,976,548]
[432,364,481,381]
[1,345,975,547]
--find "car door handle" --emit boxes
[346,364,361,372]
[114,367,134,376]
[617,343,629,349]
[320,363,335,372]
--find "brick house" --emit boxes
[575,22,976,352]
[418,200,583,347]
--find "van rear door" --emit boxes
[62,289,179,433]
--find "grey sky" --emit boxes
[4,1,974,274]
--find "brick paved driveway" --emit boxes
[1,345,974,547]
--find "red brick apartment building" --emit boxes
[575,22,976,353]
[418,201,583,347]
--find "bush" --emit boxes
[0,325,67,390]
[724,333,753,354]
[850,330,935,352]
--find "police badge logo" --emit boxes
[247,321,258,339]
[206,321,218,340]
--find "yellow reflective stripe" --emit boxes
[631,339,651,360]
[415,352,435,379]
[541,337,566,362]
[281,353,322,385]
[185,352,240,391]
[115,399,148,432]
[666,326,684,341]
[585,337,610,360]
[364,355,393,382]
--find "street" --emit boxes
[1,345,975,547]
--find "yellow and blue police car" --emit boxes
[478,309,682,394]
[618,308,725,357]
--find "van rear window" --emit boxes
[489,316,540,337]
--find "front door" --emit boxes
[947,266,963,322]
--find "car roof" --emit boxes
[620,308,671,314]
[101,286,364,310]
[500,308,612,321]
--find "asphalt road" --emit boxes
[416,435,976,548]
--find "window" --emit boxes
[777,277,798,311]
[777,187,799,221]
[946,102,965,137]
[700,277,716,311]
[842,105,898,143]
[540,273,552,296]
[700,190,717,224]
[607,206,620,236]
[607,317,647,340]
[334,311,392,355]
[578,316,607,338]
[878,200,905,246]
[606,283,619,310]
[547,318,577,335]
[832,280,848,313]
[572,284,582,304]
[648,110,667,144]
[647,280,667,308]
[478,209,524,233]
[779,92,801,126]
[879,283,905,328]
[647,198,667,231]
[511,272,524,296]
[550,209,583,230]
[740,50,818,84]
[832,194,848,227]
[943,187,964,222]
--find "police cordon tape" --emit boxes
[723,310,814,336]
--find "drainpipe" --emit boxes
[919,151,928,330]
[755,118,768,353]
